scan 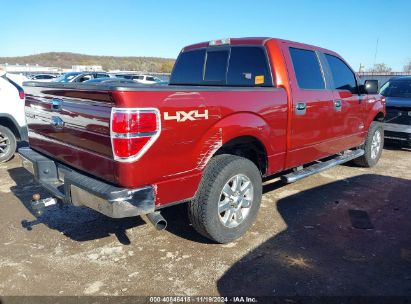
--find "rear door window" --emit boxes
[227,47,272,86]
[325,54,358,94]
[289,47,325,90]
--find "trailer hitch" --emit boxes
[30,193,59,216]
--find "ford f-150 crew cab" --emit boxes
[19,38,385,243]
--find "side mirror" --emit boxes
[363,80,379,94]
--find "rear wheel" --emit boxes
[0,126,16,163]
[353,122,384,167]
[188,154,262,244]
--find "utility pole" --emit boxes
[372,38,379,74]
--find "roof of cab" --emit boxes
[183,37,271,51]
[182,37,339,57]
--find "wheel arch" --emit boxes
[214,135,268,176]
[195,112,273,175]
[0,114,21,140]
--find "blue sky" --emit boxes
[1,0,410,71]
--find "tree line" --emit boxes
[365,60,411,73]
[0,52,176,73]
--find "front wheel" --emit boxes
[188,154,262,244]
[0,126,17,163]
[353,121,384,167]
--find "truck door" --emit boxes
[283,46,336,168]
[322,53,366,148]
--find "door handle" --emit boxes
[334,99,342,111]
[52,98,63,111]
[295,102,306,115]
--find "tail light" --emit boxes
[19,90,25,99]
[111,108,161,162]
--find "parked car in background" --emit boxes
[53,72,112,83]
[30,74,57,82]
[0,70,27,162]
[133,74,163,84]
[116,73,163,84]
[380,76,411,147]
[84,77,137,84]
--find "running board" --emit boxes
[281,149,364,184]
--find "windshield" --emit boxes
[54,72,80,82]
[380,79,411,98]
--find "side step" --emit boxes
[281,149,364,184]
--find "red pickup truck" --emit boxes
[20,38,385,243]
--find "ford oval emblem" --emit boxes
[51,116,64,128]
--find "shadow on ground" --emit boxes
[217,174,411,296]
[7,166,223,245]
[7,165,287,245]
[8,167,146,245]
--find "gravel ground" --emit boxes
[0,145,410,297]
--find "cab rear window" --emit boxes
[289,47,325,90]
[204,50,229,83]
[170,46,273,87]
[170,49,205,85]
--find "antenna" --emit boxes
[373,38,379,68]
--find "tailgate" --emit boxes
[24,83,117,183]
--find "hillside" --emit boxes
[0,52,175,73]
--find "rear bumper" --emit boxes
[18,147,155,218]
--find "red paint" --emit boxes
[24,38,385,207]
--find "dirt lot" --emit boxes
[0,146,410,297]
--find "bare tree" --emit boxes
[368,63,392,73]
[404,59,411,73]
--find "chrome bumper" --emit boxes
[382,123,411,134]
[18,147,155,218]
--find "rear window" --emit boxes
[170,46,272,87]
[204,50,229,83]
[170,49,206,85]
[289,47,325,90]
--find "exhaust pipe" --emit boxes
[146,212,167,231]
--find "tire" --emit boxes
[0,126,16,163]
[352,121,384,168]
[188,154,262,244]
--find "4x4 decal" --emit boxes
[164,109,208,122]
